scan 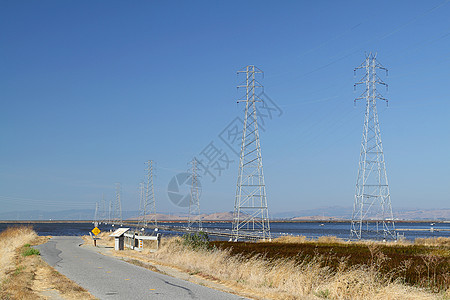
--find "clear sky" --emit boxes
[1,1,449,216]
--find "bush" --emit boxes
[181,232,210,250]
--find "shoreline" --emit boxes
[1,219,449,224]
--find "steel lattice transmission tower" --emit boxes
[100,193,107,223]
[94,202,99,225]
[232,65,271,241]
[113,182,123,226]
[351,53,396,240]
[139,160,157,228]
[138,181,145,225]
[188,158,202,231]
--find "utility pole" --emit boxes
[188,158,202,231]
[232,65,271,241]
[351,53,396,241]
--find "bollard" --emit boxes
[156,233,161,250]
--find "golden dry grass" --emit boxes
[147,237,439,300]
[0,226,95,300]
[273,235,411,246]
[273,235,450,248]
[415,237,450,247]
[87,232,448,299]
[0,226,37,281]
[32,261,95,300]
[271,235,308,244]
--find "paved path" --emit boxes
[36,236,245,300]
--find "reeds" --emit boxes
[147,236,441,299]
[415,237,450,247]
[214,237,450,293]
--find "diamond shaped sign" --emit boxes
[91,227,101,236]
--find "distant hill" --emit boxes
[291,215,344,221]
[1,207,448,221]
[132,211,235,221]
[271,206,352,219]
[273,206,450,221]
[0,209,139,221]
[395,208,450,221]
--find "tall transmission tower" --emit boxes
[138,181,145,225]
[351,53,396,240]
[100,193,107,223]
[138,160,157,228]
[108,198,112,224]
[94,202,99,226]
[113,183,123,226]
[188,158,202,230]
[232,65,271,241]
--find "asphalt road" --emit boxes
[36,236,245,300]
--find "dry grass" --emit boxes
[146,236,439,300]
[317,235,345,244]
[273,235,409,246]
[87,232,449,299]
[0,226,37,281]
[415,237,450,247]
[272,235,308,244]
[216,237,449,293]
[32,261,95,299]
[0,226,95,300]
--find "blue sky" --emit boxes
[1,1,449,216]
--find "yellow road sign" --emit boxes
[92,227,101,236]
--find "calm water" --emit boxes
[0,221,449,241]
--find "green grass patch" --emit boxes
[22,247,40,257]
[13,266,25,275]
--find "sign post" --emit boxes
[91,227,101,246]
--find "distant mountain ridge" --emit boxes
[0,207,448,221]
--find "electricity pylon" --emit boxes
[94,202,99,225]
[138,181,145,226]
[139,160,157,228]
[108,199,112,224]
[100,193,107,223]
[232,65,271,241]
[351,53,396,240]
[188,158,202,230]
[113,183,123,226]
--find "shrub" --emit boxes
[181,232,210,250]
